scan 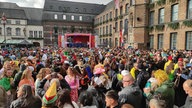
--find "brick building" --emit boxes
[95,0,192,50]
[95,0,148,49]
[42,0,105,46]
[149,0,192,50]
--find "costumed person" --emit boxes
[65,67,81,102]
[144,69,175,108]
[42,81,58,108]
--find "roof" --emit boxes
[43,0,106,15]
[103,1,114,12]
[23,8,43,25]
[0,8,27,19]
[0,2,21,9]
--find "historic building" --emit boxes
[148,0,192,50]
[0,2,44,47]
[42,0,105,46]
[95,0,148,49]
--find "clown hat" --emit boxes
[43,81,58,105]
[94,67,105,75]
[178,58,183,62]
[168,56,172,61]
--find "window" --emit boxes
[79,16,82,21]
[75,8,79,12]
[7,27,11,36]
[103,15,105,21]
[15,28,21,36]
[106,14,108,21]
[63,15,66,20]
[186,31,192,50]
[54,14,58,19]
[83,8,86,12]
[120,20,123,30]
[100,17,102,23]
[29,31,33,37]
[109,38,112,47]
[39,31,42,38]
[34,31,38,38]
[125,3,129,13]
[100,27,102,35]
[150,0,154,3]
[188,0,192,19]
[130,0,135,6]
[110,24,112,34]
[149,11,154,26]
[7,20,11,24]
[0,28,2,35]
[158,34,164,49]
[171,4,178,21]
[103,26,105,35]
[115,22,118,32]
[150,35,154,49]
[115,9,118,17]
[120,6,123,15]
[71,15,74,20]
[110,11,112,19]
[106,26,108,35]
[15,20,20,25]
[170,33,177,49]
[159,8,164,24]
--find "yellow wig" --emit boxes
[154,69,168,86]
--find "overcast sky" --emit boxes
[0,0,112,8]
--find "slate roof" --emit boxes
[0,2,27,19]
[43,0,106,15]
[23,8,43,25]
[103,1,114,12]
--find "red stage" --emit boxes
[58,33,95,48]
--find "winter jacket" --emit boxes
[146,81,175,108]
[118,83,143,108]
[183,96,192,108]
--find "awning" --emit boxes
[6,39,33,45]
[0,39,5,43]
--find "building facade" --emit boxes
[95,0,148,49]
[0,2,44,47]
[42,0,105,46]
[148,0,192,50]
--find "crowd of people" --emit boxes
[0,46,191,108]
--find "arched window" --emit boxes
[16,28,21,36]
[6,27,12,36]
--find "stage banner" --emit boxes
[58,35,62,47]
[61,35,65,48]
[91,35,95,48]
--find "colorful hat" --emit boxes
[43,81,58,105]
[178,58,183,62]
[94,67,105,75]
[168,56,172,61]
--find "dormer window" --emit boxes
[63,15,66,20]
[54,14,58,19]
[71,15,74,20]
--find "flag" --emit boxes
[119,29,124,43]
[114,0,119,9]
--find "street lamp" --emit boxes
[1,13,7,48]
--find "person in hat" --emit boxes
[174,58,183,70]
[42,80,58,108]
[10,84,42,108]
[164,56,173,71]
